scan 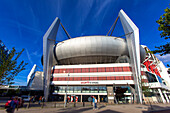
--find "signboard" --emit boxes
[81,81,99,84]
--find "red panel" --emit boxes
[124,76,129,80]
[74,77,81,81]
[82,68,86,73]
[65,68,73,73]
[59,69,64,73]
[77,68,82,73]
[90,68,94,72]
[93,68,97,72]
[74,68,78,73]
[123,67,131,72]
[86,68,89,72]
[82,77,89,80]
[56,69,60,73]
[98,77,106,80]
[119,76,124,80]
[109,67,114,72]
[53,77,58,81]
[58,78,65,81]
[110,76,115,80]
[54,69,59,73]
[65,69,69,73]
[107,76,111,80]
[98,67,105,72]
[98,68,101,72]
[93,77,98,80]
[65,77,69,81]
[114,67,118,72]
[62,69,67,73]
[118,67,123,72]
[69,77,74,81]
[102,67,106,72]
[89,77,94,80]
[105,67,110,72]
[115,76,120,80]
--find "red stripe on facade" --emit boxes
[52,66,132,74]
[52,76,133,81]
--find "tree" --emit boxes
[153,6,170,56]
[0,40,28,85]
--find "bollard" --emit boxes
[41,101,44,108]
[83,102,85,107]
[74,102,76,107]
[27,102,30,109]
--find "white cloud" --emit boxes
[155,54,170,63]
[26,49,33,65]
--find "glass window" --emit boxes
[145,72,158,83]
[91,86,98,93]
[156,75,163,83]
[57,86,66,93]
[67,86,74,93]
[82,86,90,93]
[99,86,107,93]
[74,86,81,93]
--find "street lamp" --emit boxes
[64,73,70,107]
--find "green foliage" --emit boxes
[153,6,170,56]
[141,78,153,97]
[156,7,170,40]
[0,40,28,85]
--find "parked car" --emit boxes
[21,95,31,102]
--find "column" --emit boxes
[158,89,166,103]
[64,95,66,103]
[163,92,169,103]
[98,95,100,103]
[107,86,114,104]
[81,95,82,102]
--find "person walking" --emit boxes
[6,97,18,113]
[92,96,95,110]
[94,97,98,110]
[39,96,42,105]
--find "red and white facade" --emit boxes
[40,9,170,103]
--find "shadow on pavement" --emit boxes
[57,107,93,113]
[98,105,106,109]
[97,109,122,113]
[142,104,170,113]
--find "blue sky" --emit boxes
[0,0,169,86]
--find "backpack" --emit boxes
[95,99,97,103]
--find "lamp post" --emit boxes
[64,73,70,107]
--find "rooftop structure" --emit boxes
[27,9,170,104]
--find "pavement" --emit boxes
[1,102,170,113]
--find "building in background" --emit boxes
[26,9,170,104]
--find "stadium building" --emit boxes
[27,9,170,104]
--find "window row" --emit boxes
[52,67,132,73]
[52,76,133,81]
[53,86,107,93]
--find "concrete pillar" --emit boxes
[158,89,166,103]
[81,95,82,102]
[164,92,169,103]
[107,86,114,104]
[64,95,66,103]
[98,95,100,102]
[129,85,136,103]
